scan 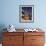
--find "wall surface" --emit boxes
[0,0,46,29]
[0,0,46,44]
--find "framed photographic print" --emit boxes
[19,5,34,23]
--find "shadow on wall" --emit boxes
[0,24,7,43]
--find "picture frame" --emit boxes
[19,5,34,23]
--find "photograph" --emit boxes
[19,5,34,23]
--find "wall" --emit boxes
[0,0,40,29]
[0,0,46,44]
[0,0,46,29]
[0,0,45,28]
